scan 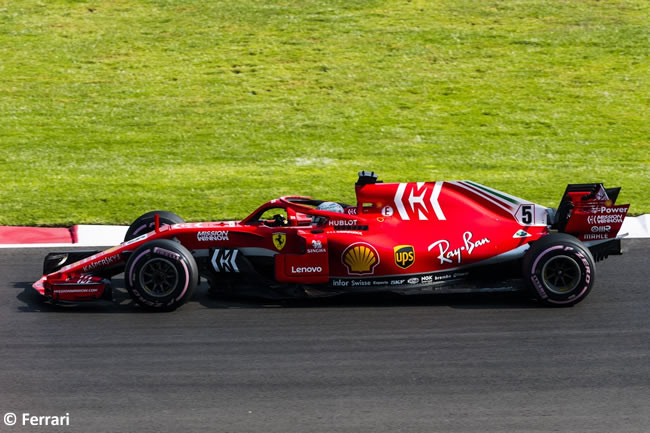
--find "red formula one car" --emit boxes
[33,172,629,310]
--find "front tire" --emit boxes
[125,239,198,311]
[124,210,184,243]
[523,234,595,307]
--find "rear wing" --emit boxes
[552,183,629,241]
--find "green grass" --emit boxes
[1,0,648,225]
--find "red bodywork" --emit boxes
[33,179,628,302]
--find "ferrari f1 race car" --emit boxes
[33,172,629,310]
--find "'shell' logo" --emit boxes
[394,245,415,269]
[342,243,379,275]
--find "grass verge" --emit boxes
[1,0,648,225]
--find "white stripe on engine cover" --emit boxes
[394,183,409,220]
[451,181,514,215]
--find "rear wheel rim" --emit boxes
[139,257,179,297]
[541,255,581,295]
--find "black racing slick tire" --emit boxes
[523,233,595,307]
[124,210,184,242]
[125,239,198,311]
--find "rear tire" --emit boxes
[125,239,198,311]
[523,234,595,307]
[124,210,184,242]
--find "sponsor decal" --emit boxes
[342,242,380,275]
[577,251,591,284]
[329,219,358,227]
[531,275,547,299]
[513,229,532,238]
[73,275,95,284]
[330,272,471,289]
[351,280,371,287]
[377,217,384,222]
[334,225,368,231]
[290,266,323,274]
[427,231,490,265]
[211,249,239,273]
[82,254,121,272]
[591,225,611,233]
[584,205,628,225]
[307,239,326,254]
[583,233,610,240]
[272,232,287,251]
[429,271,469,282]
[587,214,624,224]
[153,247,181,260]
[394,245,415,269]
[381,206,394,217]
[394,182,446,221]
[197,231,229,242]
[53,288,99,294]
[333,279,392,288]
[333,230,364,236]
[599,206,626,214]
[345,207,358,215]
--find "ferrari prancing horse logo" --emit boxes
[273,232,286,251]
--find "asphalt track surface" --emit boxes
[1,241,649,433]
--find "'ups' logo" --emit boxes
[394,245,415,269]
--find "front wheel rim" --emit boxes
[541,255,581,295]
[139,257,179,297]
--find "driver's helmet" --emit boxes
[316,201,344,213]
[313,201,344,225]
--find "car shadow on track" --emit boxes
[14,280,540,313]
[197,291,539,310]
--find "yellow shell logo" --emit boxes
[342,243,380,275]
